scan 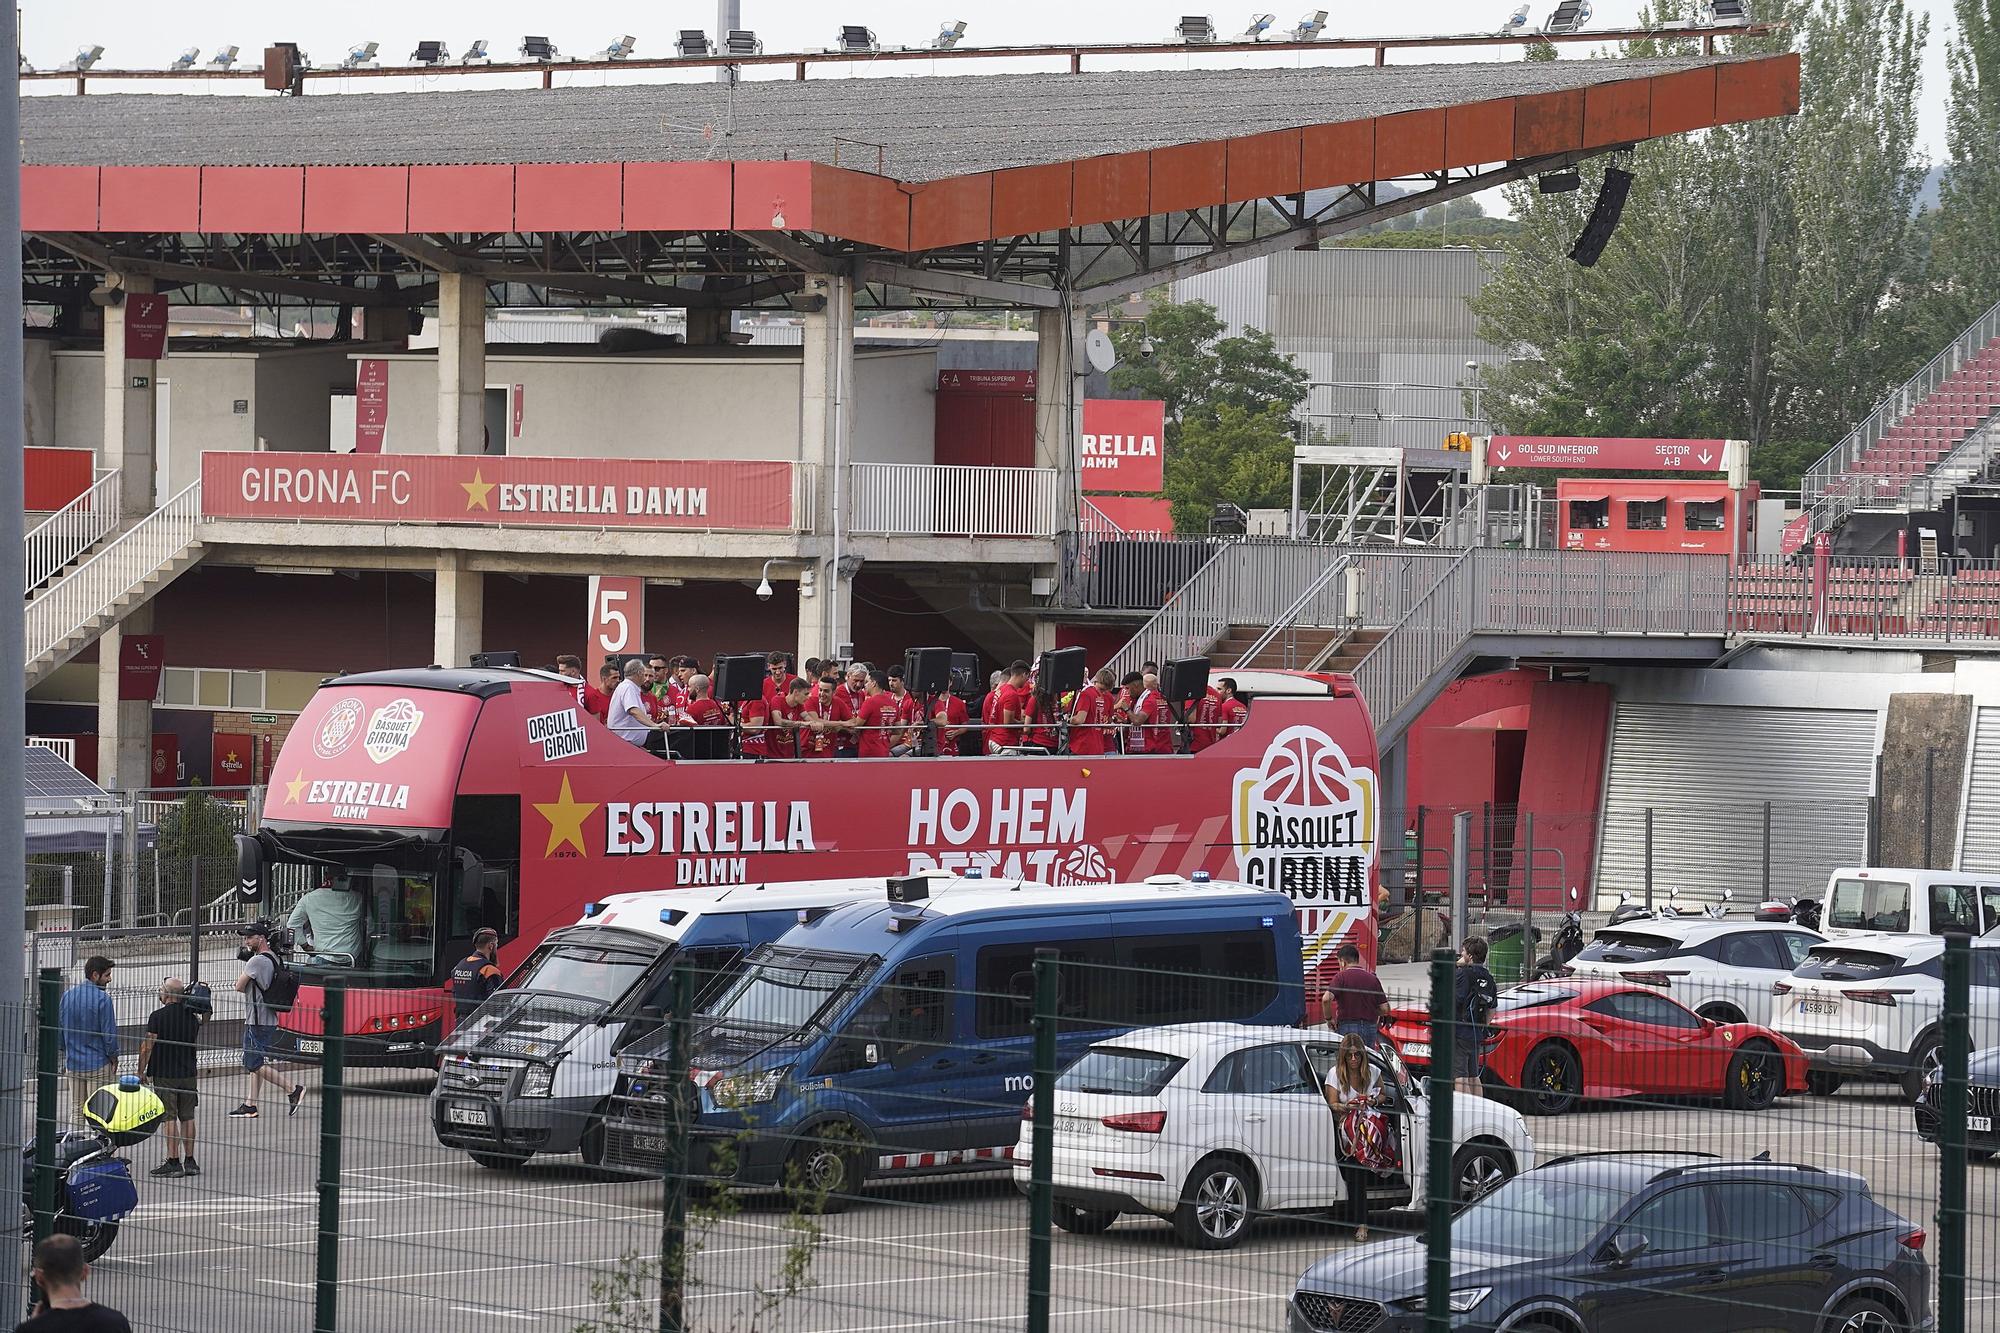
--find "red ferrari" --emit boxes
[1379,979,1810,1116]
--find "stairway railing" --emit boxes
[27,482,202,669]
[1229,557,1352,669]
[25,469,121,593]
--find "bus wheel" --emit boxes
[468,1151,530,1171]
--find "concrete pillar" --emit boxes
[436,271,487,456]
[1031,620,1060,657]
[434,554,484,668]
[798,275,856,660]
[1033,307,1085,536]
[100,275,158,516]
[95,607,154,796]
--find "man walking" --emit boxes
[1323,943,1387,1047]
[137,979,204,1177]
[59,958,118,1122]
[1452,935,1498,1099]
[18,1234,131,1332]
[450,928,505,1022]
[229,924,305,1119]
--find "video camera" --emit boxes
[235,916,297,961]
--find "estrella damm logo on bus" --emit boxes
[362,697,426,765]
[313,696,365,760]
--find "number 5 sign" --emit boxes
[588,576,647,660]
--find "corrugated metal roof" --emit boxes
[22,55,1760,180]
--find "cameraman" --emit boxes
[228,922,305,1120]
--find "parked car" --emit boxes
[1774,932,2000,1100]
[1821,866,2000,938]
[1011,1025,1533,1250]
[1288,1152,1931,1333]
[1380,980,1808,1117]
[1561,916,1822,1027]
[1913,1045,2000,1163]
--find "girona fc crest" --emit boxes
[313,697,365,760]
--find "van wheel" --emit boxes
[468,1151,530,1170]
[1724,1042,1781,1111]
[1901,1035,1941,1102]
[578,1116,607,1170]
[1173,1155,1256,1250]
[785,1124,866,1215]
[1806,1071,1844,1097]
[1053,1204,1119,1235]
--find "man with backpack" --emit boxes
[1453,935,1498,1099]
[229,922,305,1119]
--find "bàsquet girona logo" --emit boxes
[362,698,426,765]
[1232,726,1377,971]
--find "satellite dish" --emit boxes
[1085,328,1118,374]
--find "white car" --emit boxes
[1010,1024,1534,1250]
[1563,916,1822,1027]
[1773,932,2000,1100]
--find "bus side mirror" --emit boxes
[233,834,266,903]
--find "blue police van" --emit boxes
[600,872,1306,1206]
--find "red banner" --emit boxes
[212,732,252,785]
[588,576,647,659]
[511,383,525,439]
[1081,400,1166,493]
[25,448,94,512]
[123,294,169,361]
[354,359,389,454]
[1086,495,1174,535]
[1488,436,1730,471]
[201,452,800,532]
[1779,512,1811,557]
[150,734,179,786]
[117,634,165,702]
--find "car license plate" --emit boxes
[1971,1116,1993,1133]
[1056,1115,1095,1135]
[632,1135,669,1156]
[1402,1042,1430,1060]
[1799,998,1841,1015]
[445,1104,489,1128]
[296,1038,323,1056]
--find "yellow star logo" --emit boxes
[461,469,495,511]
[285,771,308,804]
[532,774,598,857]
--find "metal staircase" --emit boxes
[26,482,204,688]
[25,469,123,593]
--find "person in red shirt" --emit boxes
[801,679,840,759]
[1023,687,1057,751]
[828,663,869,755]
[1067,668,1114,756]
[737,690,771,759]
[1190,682,1224,752]
[931,690,970,756]
[853,671,900,759]
[987,661,1031,753]
[761,650,801,711]
[768,677,811,759]
[885,666,923,756]
[1123,671,1176,755]
[1212,677,1250,743]
[681,674,730,752]
[663,657,694,715]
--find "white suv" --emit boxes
[1773,932,2000,1100]
[1011,1025,1534,1250]
[1564,917,1822,1028]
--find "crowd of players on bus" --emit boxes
[548,649,1250,760]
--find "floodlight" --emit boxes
[1178,16,1217,42]
[520,35,559,62]
[1500,3,1531,33]
[1244,13,1276,38]
[934,19,968,49]
[603,34,637,60]
[64,45,105,71]
[1542,0,1592,32]
[411,40,449,65]
[340,40,379,69]
[675,30,712,57]
[837,25,879,53]
[1289,10,1329,39]
[724,29,764,55]
[1703,0,1750,22]
[462,39,491,64]
[208,45,240,68]
[172,46,200,70]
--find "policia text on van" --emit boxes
[601,874,1307,1207]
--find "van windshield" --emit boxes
[704,948,875,1036]
[507,935,663,1007]
[1827,878,1911,934]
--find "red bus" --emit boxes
[233,665,1381,1065]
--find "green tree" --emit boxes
[157,787,236,868]
[1928,0,2000,328]
[1163,404,1299,532]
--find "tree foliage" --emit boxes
[1929,0,2000,331]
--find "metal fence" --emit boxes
[849,462,1060,539]
[24,941,1989,1333]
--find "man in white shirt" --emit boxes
[288,876,366,965]
[608,658,666,752]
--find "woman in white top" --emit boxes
[1323,1032,1395,1241]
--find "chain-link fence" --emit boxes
[19,932,1994,1333]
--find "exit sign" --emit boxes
[249,713,279,724]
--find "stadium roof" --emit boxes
[23,53,1798,251]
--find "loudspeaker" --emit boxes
[712,654,768,703]
[1569,166,1634,268]
[469,651,521,669]
[1037,646,1086,701]
[1161,657,1210,704]
[950,652,980,696]
[903,647,954,697]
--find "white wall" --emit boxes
[23,338,55,448]
[851,348,939,465]
[253,346,351,454]
[53,350,255,491]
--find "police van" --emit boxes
[600,872,1307,1206]
[428,879,911,1169]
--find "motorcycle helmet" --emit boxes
[83,1075,165,1146]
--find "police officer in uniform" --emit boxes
[450,928,504,1021]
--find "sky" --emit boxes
[17,0,1959,166]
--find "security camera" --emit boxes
[1139,336,1156,359]
[755,577,774,600]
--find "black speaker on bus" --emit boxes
[1037,646,1086,701]
[712,654,768,703]
[949,653,981,696]
[903,647,954,697]
[1161,657,1210,704]
[469,650,521,669]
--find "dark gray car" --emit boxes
[1288,1152,1930,1333]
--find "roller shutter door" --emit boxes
[1958,708,2000,872]
[1597,702,1876,901]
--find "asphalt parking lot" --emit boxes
[64,1062,2000,1333]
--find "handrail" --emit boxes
[26,481,203,671]
[1230,557,1351,669]
[1104,540,1239,681]
[25,468,122,592]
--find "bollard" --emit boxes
[1424,949,1456,1333]
[659,963,695,1333]
[1027,948,1059,1333]
[1939,934,1969,1333]
[33,968,59,1246]
[313,980,346,1333]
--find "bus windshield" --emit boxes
[284,863,438,982]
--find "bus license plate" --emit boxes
[296,1039,323,1056]
[1402,1043,1430,1060]
[1971,1116,1993,1134]
[446,1105,490,1128]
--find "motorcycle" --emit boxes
[1607,891,1655,926]
[1754,895,1822,931]
[18,1125,139,1261]
[1533,910,1586,979]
